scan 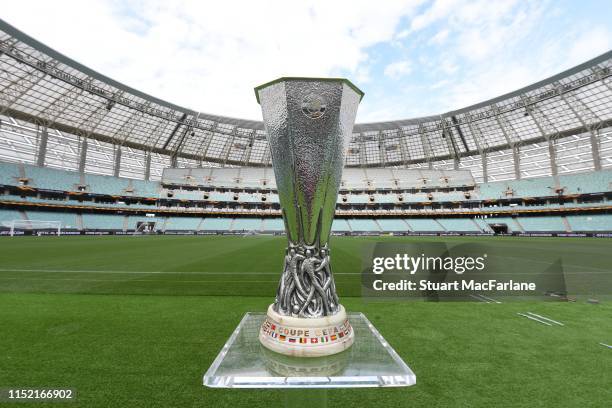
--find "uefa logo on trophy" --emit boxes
[301,93,327,119]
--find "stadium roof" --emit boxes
[0,18,611,180]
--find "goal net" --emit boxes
[7,220,62,236]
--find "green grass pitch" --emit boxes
[0,235,610,407]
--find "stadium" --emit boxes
[0,14,610,408]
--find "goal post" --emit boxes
[8,220,62,237]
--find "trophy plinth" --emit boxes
[255,77,363,357]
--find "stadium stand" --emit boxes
[232,218,263,231]
[201,218,233,231]
[86,174,132,196]
[511,216,567,232]
[332,219,352,232]
[437,218,481,232]
[558,171,612,194]
[24,165,81,192]
[262,218,284,231]
[347,219,381,232]
[131,179,160,197]
[473,218,493,233]
[566,214,612,232]
[161,168,475,191]
[0,19,610,237]
[0,209,25,225]
[82,214,125,230]
[376,219,410,232]
[165,217,201,231]
[0,162,20,185]
[406,219,445,232]
[25,210,77,229]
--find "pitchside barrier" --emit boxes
[0,228,610,238]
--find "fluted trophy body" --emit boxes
[255,78,363,357]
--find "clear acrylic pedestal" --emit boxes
[203,312,416,390]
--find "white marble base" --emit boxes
[259,304,354,357]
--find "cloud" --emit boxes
[568,26,611,63]
[409,0,459,32]
[384,60,412,79]
[1,0,609,124]
[428,29,449,45]
[2,0,423,120]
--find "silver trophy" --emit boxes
[255,78,363,357]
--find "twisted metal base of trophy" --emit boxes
[274,245,339,318]
[259,304,354,357]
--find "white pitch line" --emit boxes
[490,254,609,272]
[600,343,612,349]
[0,276,277,283]
[469,294,490,303]
[517,313,552,326]
[0,268,357,276]
[527,312,564,326]
[475,293,502,304]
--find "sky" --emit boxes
[3,0,611,123]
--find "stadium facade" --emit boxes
[0,18,611,236]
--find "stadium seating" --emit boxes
[25,165,81,191]
[480,177,556,199]
[473,218,493,233]
[331,219,351,232]
[164,217,201,231]
[0,162,20,185]
[566,214,612,232]
[232,218,263,231]
[163,189,203,200]
[86,173,131,195]
[406,218,444,232]
[1,160,611,235]
[517,216,566,232]
[0,209,25,226]
[364,168,395,189]
[162,167,475,190]
[347,218,380,232]
[373,194,397,204]
[376,218,409,232]
[238,167,269,188]
[558,170,612,194]
[206,168,241,188]
[130,179,159,197]
[262,218,284,231]
[344,194,370,204]
[200,217,233,231]
[24,210,78,229]
[437,218,481,232]
[82,214,125,230]
[206,191,234,201]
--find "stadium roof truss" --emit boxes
[0,18,611,182]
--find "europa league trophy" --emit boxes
[255,78,363,357]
